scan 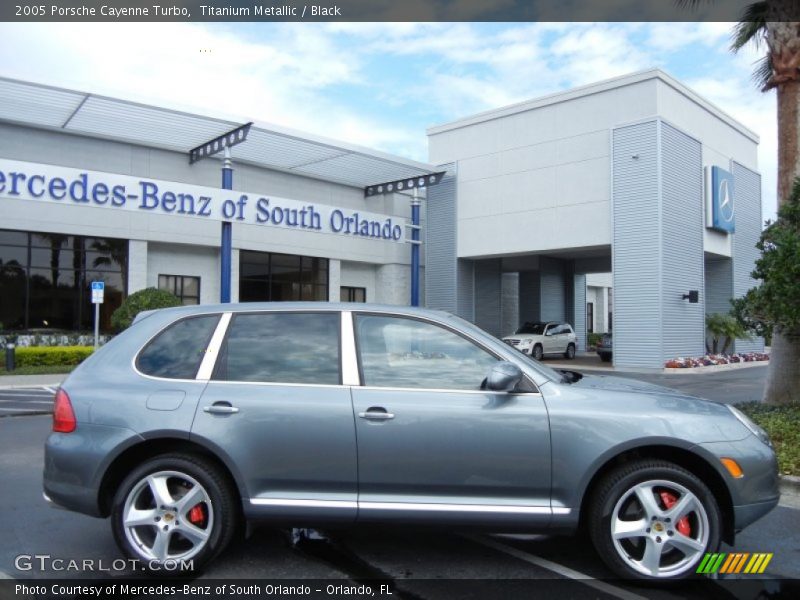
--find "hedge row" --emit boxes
[11,346,95,367]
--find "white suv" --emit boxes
[502,321,577,360]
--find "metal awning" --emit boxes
[0,76,437,189]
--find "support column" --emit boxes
[474,259,503,337]
[501,273,519,336]
[127,240,148,296]
[539,257,566,322]
[572,274,587,352]
[328,259,342,302]
[518,271,541,325]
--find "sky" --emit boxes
[0,21,778,220]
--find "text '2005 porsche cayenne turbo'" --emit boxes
[43,303,779,580]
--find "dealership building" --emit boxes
[0,70,764,368]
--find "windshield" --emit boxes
[515,322,546,335]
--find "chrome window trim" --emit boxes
[201,379,349,390]
[340,310,360,386]
[196,312,232,380]
[355,385,542,396]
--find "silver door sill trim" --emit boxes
[250,498,357,509]
[359,502,553,514]
[249,498,570,515]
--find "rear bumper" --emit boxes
[43,422,141,518]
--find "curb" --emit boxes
[780,475,800,497]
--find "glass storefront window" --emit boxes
[0,229,127,332]
[238,250,328,303]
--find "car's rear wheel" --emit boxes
[564,344,576,359]
[588,460,720,580]
[111,454,238,573]
[532,344,544,361]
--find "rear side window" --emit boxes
[213,312,340,384]
[137,315,220,379]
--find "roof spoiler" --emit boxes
[132,309,158,326]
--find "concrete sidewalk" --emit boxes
[0,373,66,389]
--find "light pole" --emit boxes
[189,122,252,303]
[364,172,445,307]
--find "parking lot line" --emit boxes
[0,407,50,412]
[463,534,648,600]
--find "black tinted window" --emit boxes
[137,315,220,379]
[215,312,340,384]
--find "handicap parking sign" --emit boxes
[91,281,105,304]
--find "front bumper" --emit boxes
[734,497,780,531]
[698,434,780,531]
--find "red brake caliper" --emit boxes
[659,491,691,536]
[188,504,206,527]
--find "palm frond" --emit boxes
[731,1,769,52]
[674,0,714,9]
[753,54,774,90]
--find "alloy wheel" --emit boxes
[122,470,214,563]
[610,479,709,578]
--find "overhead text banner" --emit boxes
[2,0,783,23]
[0,159,406,244]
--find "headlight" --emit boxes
[727,405,772,447]
[519,339,533,346]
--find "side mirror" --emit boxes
[485,361,523,392]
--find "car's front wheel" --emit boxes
[532,344,544,361]
[588,459,721,580]
[111,454,238,573]
[564,344,576,359]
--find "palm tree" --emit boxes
[89,239,129,296]
[681,1,800,404]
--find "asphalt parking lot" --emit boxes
[0,366,797,599]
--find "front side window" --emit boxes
[355,315,498,390]
[214,312,340,384]
[137,315,220,379]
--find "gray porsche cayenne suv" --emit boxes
[44,303,779,580]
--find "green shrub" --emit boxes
[588,333,603,349]
[14,346,94,367]
[111,287,181,331]
[738,402,800,476]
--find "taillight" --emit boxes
[53,388,76,433]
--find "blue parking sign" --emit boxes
[91,281,105,304]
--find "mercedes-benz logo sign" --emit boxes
[718,178,734,223]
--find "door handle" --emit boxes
[358,407,395,421]
[203,402,239,415]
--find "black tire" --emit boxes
[111,453,238,574]
[600,354,612,363]
[587,459,721,581]
[564,344,576,359]
[532,344,544,361]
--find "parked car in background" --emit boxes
[44,303,778,581]
[596,333,613,362]
[502,321,577,360]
